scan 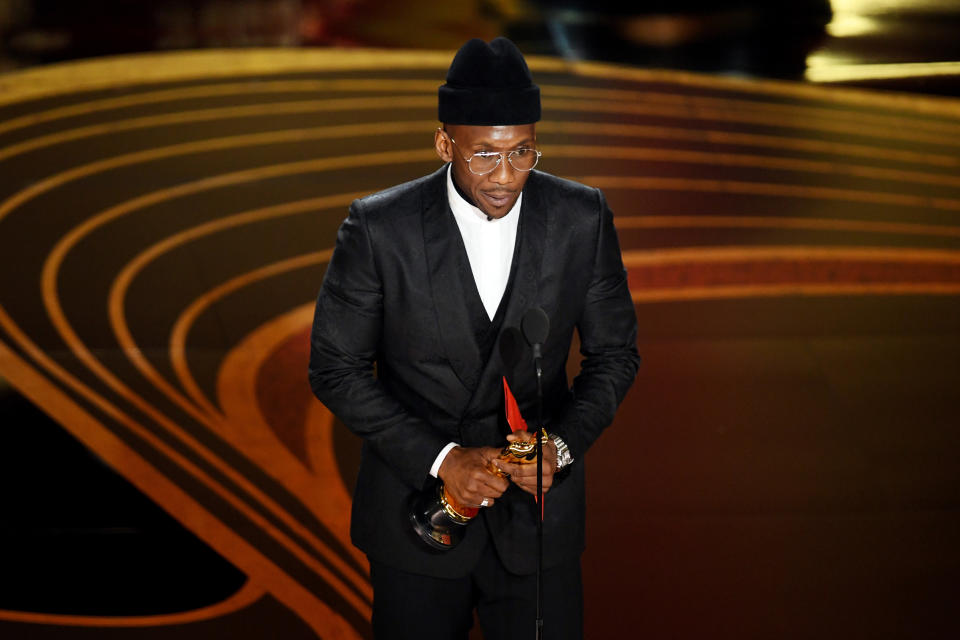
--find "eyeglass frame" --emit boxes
[444,133,542,176]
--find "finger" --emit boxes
[513,473,553,490]
[493,460,519,479]
[495,461,522,477]
[512,481,551,497]
[503,460,554,478]
[503,461,533,477]
[481,473,510,495]
[487,459,510,478]
[467,472,507,497]
[478,445,503,459]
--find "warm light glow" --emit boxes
[805,59,960,82]
[809,0,960,80]
[823,0,957,37]
[829,0,960,13]
[825,14,880,37]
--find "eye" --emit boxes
[513,148,531,157]
[474,151,500,159]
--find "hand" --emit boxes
[438,445,510,508]
[499,430,558,496]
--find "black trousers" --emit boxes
[369,542,583,640]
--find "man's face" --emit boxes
[435,124,537,219]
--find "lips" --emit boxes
[482,191,515,208]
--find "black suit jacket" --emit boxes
[309,165,639,578]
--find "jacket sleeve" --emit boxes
[308,199,448,491]
[550,188,641,461]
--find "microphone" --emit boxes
[521,307,549,361]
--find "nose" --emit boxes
[488,153,515,185]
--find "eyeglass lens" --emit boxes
[469,149,539,174]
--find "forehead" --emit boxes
[449,123,536,148]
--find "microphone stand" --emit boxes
[534,351,544,640]
[521,306,549,640]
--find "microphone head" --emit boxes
[521,307,550,347]
[499,326,525,374]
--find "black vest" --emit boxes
[449,207,524,437]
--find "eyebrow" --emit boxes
[473,137,535,149]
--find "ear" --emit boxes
[435,127,454,163]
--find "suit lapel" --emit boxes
[422,165,483,392]
[499,170,547,339]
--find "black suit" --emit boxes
[308,165,639,582]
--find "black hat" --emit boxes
[438,37,541,126]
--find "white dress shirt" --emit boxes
[428,164,522,478]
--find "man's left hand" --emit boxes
[498,430,558,496]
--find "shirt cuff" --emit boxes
[429,442,459,478]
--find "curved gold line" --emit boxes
[305,388,355,533]
[631,283,960,302]
[166,252,330,423]
[805,60,960,84]
[617,215,960,238]
[6,276,372,618]
[110,194,361,418]
[546,97,960,148]
[98,246,373,609]
[0,79,438,137]
[0,48,465,107]
[581,176,960,212]
[215,303,364,569]
[0,130,435,226]
[2,48,959,118]
[0,123,436,225]
[0,581,264,627]
[546,85,960,138]
[0,339,357,637]
[540,121,958,168]
[624,245,960,301]
[553,145,960,189]
[166,255,324,439]
[0,97,435,163]
[622,245,960,265]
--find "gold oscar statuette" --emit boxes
[409,430,548,550]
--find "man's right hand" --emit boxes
[438,446,510,508]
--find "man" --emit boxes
[309,37,639,639]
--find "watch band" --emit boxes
[549,433,574,472]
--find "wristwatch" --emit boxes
[549,433,574,472]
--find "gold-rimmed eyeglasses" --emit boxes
[447,136,542,176]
